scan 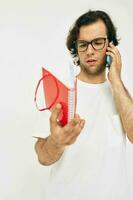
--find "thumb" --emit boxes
[50,103,62,127]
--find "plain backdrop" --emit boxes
[0,0,133,199]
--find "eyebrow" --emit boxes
[78,37,107,42]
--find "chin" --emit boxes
[82,64,106,76]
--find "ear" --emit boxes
[73,56,79,66]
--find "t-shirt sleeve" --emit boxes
[33,110,51,139]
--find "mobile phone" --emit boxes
[106,55,112,68]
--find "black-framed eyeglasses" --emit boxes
[76,37,108,52]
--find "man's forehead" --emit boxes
[78,20,107,40]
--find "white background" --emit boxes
[0,0,133,199]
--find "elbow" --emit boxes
[37,156,52,166]
[34,137,58,166]
[35,144,55,166]
[38,155,57,166]
[35,145,51,166]
[36,151,58,166]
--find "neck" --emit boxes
[77,69,107,84]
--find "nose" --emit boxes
[86,43,95,55]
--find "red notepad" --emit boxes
[34,67,77,126]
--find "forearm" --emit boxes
[111,79,133,142]
[35,136,65,166]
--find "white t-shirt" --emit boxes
[34,79,129,200]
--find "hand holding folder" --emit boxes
[34,67,77,126]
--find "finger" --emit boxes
[75,119,85,134]
[106,51,115,60]
[63,118,80,134]
[109,42,119,50]
[79,119,85,128]
[69,118,81,126]
[74,113,80,119]
[108,43,121,57]
[107,49,121,65]
[107,47,115,54]
[70,119,85,137]
[106,52,122,70]
[106,51,121,64]
[50,103,62,127]
[66,119,85,142]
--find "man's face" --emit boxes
[77,20,109,76]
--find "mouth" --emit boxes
[86,59,97,65]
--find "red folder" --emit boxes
[34,67,77,126]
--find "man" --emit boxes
[35,10,133,200]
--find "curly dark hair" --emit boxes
[66,10,120,64]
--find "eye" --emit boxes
[93,39,104,45]
[78,42,87,47]
[95,42,103,44]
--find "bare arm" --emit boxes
[35,103,85,166]
[106,42,133,143]
[111,79,133,143]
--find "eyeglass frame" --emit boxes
[76,37,108,52]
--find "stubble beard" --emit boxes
[80,61,106,76]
